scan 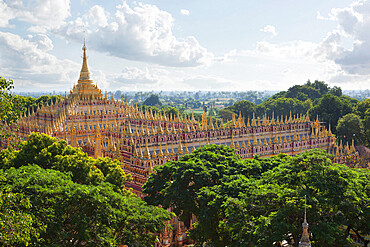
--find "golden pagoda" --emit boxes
[1,42,357,201]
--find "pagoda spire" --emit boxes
[78,40,91,82]
[299,195,311,247]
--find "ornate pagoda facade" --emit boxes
[0,43,359,246]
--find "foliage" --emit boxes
[309,94,354,134]
[0,165,172,246]
[224,97,312,125]
[225,100,256,119]
[257,97,312,117]
[218,108,235,121]
[0,76,24,140]
[284,84,321,100]
[0,133,173,246]
[336,113,364,146]
[0,188,41,246]
[0,132,129,193]
[225,149,368,246]
[363,109,370,147]
[329,86,342,96]
[305,80,330,95]
[143,94,162,107]
[356,98,370,118]
[19,94,63,116]
[144,145,369,247]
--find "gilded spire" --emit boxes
[143,139,151,159]
[158,143,164,158]
[177,140,184,154]
[79,40,91,82]
[299,195,311,247]
[202,110,207,130]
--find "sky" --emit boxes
[1,0,370,92]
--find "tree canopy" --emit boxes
[221,80,370,150]
[143,94,162,107]
[336,113,365,146]
[309,94,355,134]
[144,145,369,247]
[0,76,24,140]
[0,133,172,246]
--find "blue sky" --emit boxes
[0,0,369,92]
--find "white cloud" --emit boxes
[86,5,108,27]
[0,31,78,91]
[114,67,160,85]
[218,28,370,90]
[318,0,370,75]
[180,9,190,16]
[0,1,15,27]
[316,11,336,21]
[181,75,240,90]
[1,0,71,32]
[92,70,109,90]
[55,2,213,67]
[260,25,277,37]
[109,66,181,91]
[27,34,54,51]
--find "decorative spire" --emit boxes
[202,110,208,130]
[177,140,184,155]
[143,139,151,159]
[251,113,256,127]
[299,195,311,247]
[158,143,164,158]
[78,40,91,82]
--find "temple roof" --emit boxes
[70,42,103,100]
[78,40,91,82]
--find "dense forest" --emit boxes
[0,133,172,246]
[144,145,369,247]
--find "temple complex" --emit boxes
[1,43,359,246]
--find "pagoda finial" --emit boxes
[299,195,311,247]
[304,195,307,224]
[78,40,91,82]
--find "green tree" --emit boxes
[0,133,128,192]
[305,80,329,95]
[285,84,321,100]
[0,165,172,246]
[363,109,370,147]
[329,86,343,96]
[0,76,23,140]
[225,99,235,107]
[143,94,162,107]
[161,106,178,117]
[0,189,41,246]
[356,99,370,119]
[143,145,286,246]
[143,145,241,246]
[224,149,368,246]
[144,146,369,247]
[257,97,312,118]
[0,132,173,246]
[226,100,257,120]
[336,113,364,146]
[309,94,353,133]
